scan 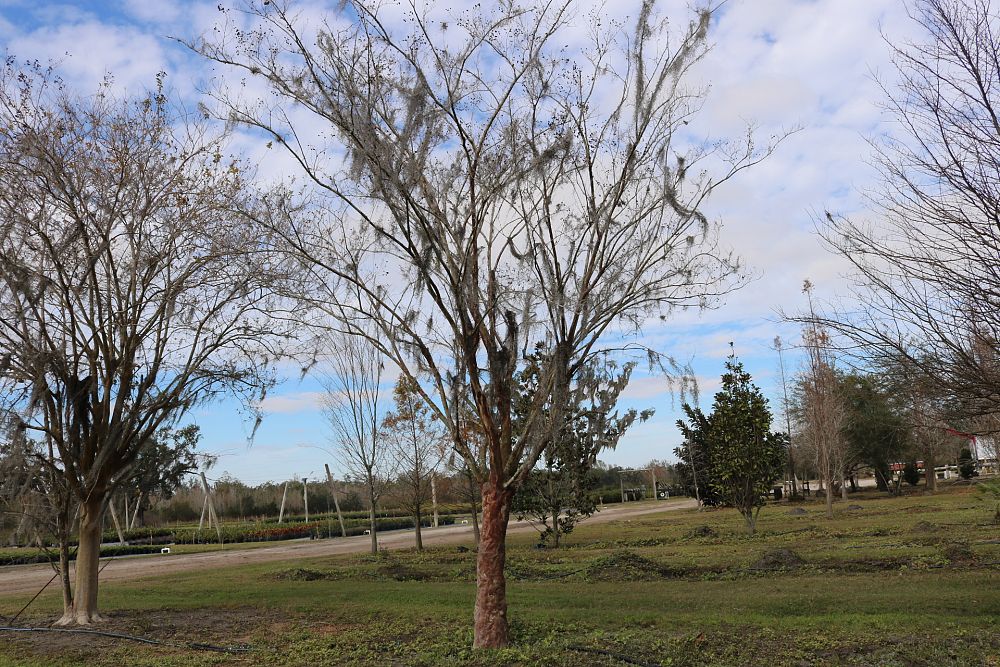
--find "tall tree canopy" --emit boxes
[0,64,281,624]
[814,0,1000,425]
[191,0,782,646]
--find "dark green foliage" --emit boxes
[512,347,652,547]
[0,543,164,566]
[513,465,598,547]
[704,358,786,534]
[957,448,977,479]
[675,404,722,506]
[838,374,908,491]
[903,460,921,486]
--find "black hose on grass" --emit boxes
[6,572,58,626]
[0,626,252,654]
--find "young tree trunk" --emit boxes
[473,481,513,648]
[925,453,937,491]
[470,498,480,545]
[58,497,105,625]
[743,510,756,535]
[548,472,560,548]
[825,477,834,518]
[840,474,849,501]
[431,474,439,528]
[367,482,378,554]
[58,539,73,617]
[414,504,423,550]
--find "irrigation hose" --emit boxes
[0,626,252,654]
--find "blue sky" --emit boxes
[0,0,917,483]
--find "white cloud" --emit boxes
[257,391,325,414]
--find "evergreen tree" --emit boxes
[706,357,786,534]
[674,404,722,506]
[957,448,978,480]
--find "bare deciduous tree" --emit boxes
[800,281,849,518]
[191,0,782,646]
[382,376,446,551]
[814,0,1000,423]
[0,65,280,625]
[322,334,392,554]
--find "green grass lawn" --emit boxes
[1,484,998,666]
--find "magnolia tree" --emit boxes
[0,65,282,625]
[191,0,782,647]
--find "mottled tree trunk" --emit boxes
[473,482,513,648]
[57,497,105,625]
[925,453,937,492]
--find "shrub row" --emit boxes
[171,514,457,544]
[0,544,164,567]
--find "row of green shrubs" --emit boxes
[92,514,459,546]
[171,514,457,544]
[97,506,472,544]
[268,505,470,526]
[0,544,164,566]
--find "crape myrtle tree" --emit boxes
[705,356,786,535]
[191,0,784,647]
[0,65,282,625]
[811,0,1000,424]
[0,426,77,613]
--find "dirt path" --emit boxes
[0,500,695,599]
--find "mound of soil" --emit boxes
[847,504,864,510]
[584,550,673,581]
[911,520,939,533]
[686,525,719,539]
[752,548,805,570]
[274,567,331,581]
[788,507,808,516]
[375,561,432,582]
[941,542,975,563]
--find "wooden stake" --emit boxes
[199,492,209,530]
[325,464,347,537]
[278,481,288,523]
[108,501,126,545]
[303,477,309,523]
[200,472,222,542]
[129,492,144,530]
